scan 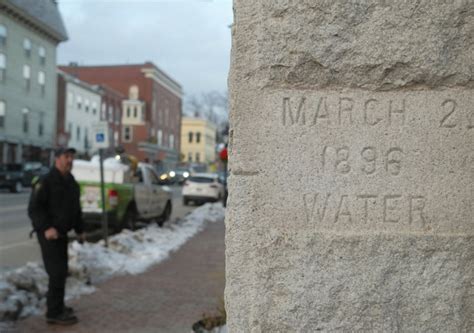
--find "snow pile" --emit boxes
[0,203,225,322]
[69,202,225,283]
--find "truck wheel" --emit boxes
[10,181,22,193]
[157,201,172,227]
[122,206,137,231]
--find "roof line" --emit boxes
[59,62,182,89]
[0,0,68,42]
[57,69,102,94]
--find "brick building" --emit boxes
[59,62,183,167]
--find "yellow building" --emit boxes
[180,117,216,164]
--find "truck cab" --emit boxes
[73,158,172,231]
[134,163,171,220]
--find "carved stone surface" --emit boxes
[226,1,474,332]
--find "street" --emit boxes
[0,185,194,273]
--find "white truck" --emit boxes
[72,157,172,231]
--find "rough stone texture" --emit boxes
[226,1,474,332]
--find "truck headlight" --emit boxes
[169,171,176,177]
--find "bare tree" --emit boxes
[185,95,204,118]
[184,90,228,126]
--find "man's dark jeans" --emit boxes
[37,232,68,317]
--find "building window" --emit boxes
[123,126,132,142]
[68,122,72,135]
[0,100,5,128]
[126,106,130,117]
[38,46,46,65]
[84,128,89,150]
[92,102,97,115]
[196,132,201,143]
[0,25,6,47]
[85,99,89,113]
[0,53,5,82]
[169,134,174,149]
[76,125,81,142]
[38,112,44,136]
[129,85,139,99]
[108,106,113,121]
[133,106,137,118]
[23,65,31,91]
[188,132,193,143]
[158,106,163,124]
[38,71,45,96]
[157,129,163,146]
[188,152,192,162]
[22,108,29,133]
[77,95,82,109]
[23,38,31,58]
[195,152,200,163]
[115,105,120,124]
[101,103,106,120]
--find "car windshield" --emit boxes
[24,162,42,171]
[189,176,214,183]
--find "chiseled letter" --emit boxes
[335,195,352,224]
[303,193,330,224]
[384,195,402,223]
[409,196,427,226]
[357,194,377,224]
[283,97,306,126]
[364,98,382,126]
[312,97,331,125]
[338,97,354,126]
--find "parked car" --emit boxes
[169,167,190,185]
[0,164,24,193]
[182,173,225,205]
[189,163,208,173]
[23,162,49,186]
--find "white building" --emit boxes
[57,70,101,156]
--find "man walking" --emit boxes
[28,147,85,325]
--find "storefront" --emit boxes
[0,141,53,165]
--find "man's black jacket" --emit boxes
[28,167,84,235]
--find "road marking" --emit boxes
[0,204,27,213]
[0,239,37,251]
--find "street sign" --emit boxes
[91,122,110,149]
[91,122,110,245]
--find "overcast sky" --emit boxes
[57,0,233,98]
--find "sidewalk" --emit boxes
[13,219,225,333]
